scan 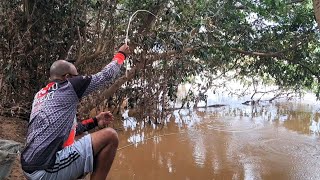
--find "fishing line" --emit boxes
[118,131,186,150]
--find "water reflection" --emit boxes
[310,120,320,134]
[108,102,320,180]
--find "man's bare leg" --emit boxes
[90,128,119,180]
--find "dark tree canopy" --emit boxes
[0,0,319,121]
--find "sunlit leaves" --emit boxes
[1,0,320,117]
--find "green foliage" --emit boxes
[0,0,320,118]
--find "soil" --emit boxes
[0,116,28,180]
[0,117,93,180]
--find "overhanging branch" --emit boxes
[82,40,303,113]
[82,47,197,114]
[211,43,301,58]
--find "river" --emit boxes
[107,86,320,180]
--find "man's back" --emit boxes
[20,45,128,179]
[21,80,78,171]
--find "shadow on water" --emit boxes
[108,99,320,180]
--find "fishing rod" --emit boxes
[124,10,157,77]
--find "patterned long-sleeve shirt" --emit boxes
[21,53,125,172]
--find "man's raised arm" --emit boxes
[69,44,130,99]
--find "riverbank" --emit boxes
[2,99,320,180]
[0,116,28,180]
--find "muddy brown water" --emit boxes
[108,102,320,180]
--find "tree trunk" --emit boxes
[313,0,320,30]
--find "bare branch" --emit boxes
[287,0,305,5]
[82,46,198,114]
[65,45,74,61]
[76,26,83,62]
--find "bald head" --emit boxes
[49,60,78,81]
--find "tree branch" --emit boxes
[287,0,305,5]
[211,43,297,57]
[81,38,303,113]
[74,0,116,66]
[82,46,197,114]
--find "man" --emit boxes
[21,44,130,180]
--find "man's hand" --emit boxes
[96,111,114,128]
[113,44,130,64]
[118,44,130,57]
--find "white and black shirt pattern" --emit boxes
[21,61,121,172]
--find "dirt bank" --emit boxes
[0,116,28,180]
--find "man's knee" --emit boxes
[100,128,119,147]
